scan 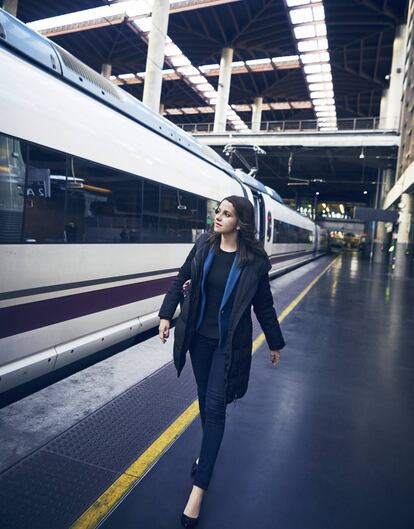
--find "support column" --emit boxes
[159,103,165,115]
[251,96,263,132]
[142,0,170,112]
[213,47,234,133]
[373,168,395,264]
[3,0,18,16]
[380,25,407,130]
[394,192,413,277]
[101,64,112,79]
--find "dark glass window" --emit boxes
[159,187,206,243]
[0,134,26,243]
[273,219,279,243]
[23,143,67,243]
[67,157,143,243]
[273,219,312,244]
[0,134,211,244]
[142,180,160,242]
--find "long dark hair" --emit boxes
[207,195,268,266]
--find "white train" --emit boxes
[0,9,328,393]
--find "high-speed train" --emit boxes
[0,9,328,393]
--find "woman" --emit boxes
[158,195,285,528]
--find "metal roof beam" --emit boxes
[112,56,300,85]
[162,101,312,114]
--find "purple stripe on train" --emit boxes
[0,250,314,339]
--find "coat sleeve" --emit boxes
[252,266,286,350]
[157,239,199,321]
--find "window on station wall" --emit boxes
[66,157,143,243]
[23,142,67,243]
[0,133,26,243]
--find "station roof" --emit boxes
[11,0,409,204]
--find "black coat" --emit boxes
[158,232,286,404]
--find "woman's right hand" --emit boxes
[182,279,191,296]
[159,318,170,343]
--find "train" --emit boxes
[0,9,329,393]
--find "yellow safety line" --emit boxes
[71,255,338,529]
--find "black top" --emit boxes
[198,247,237,339]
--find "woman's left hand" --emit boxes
[270,350,281,366]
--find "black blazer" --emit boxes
[159,233,285,404]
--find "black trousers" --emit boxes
[189,331,227,491]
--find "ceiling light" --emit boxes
[310,90,334,99]
[316,111,336,117]
[195,83,214,92]
[300,52,329,64]
[164,43,182,57]
[245,58,272,66]
[298,37,328,52]
[176,65,200,76]
[133,18,152,33]
[314,23,327,36]
[170,55,191,67]
[359,147,365,159]
[309,82,333,91]
[272,55,300,63]
[187,75,208,85]
[118,73,135,79]
[290,7,314,24]
[312,98,335,106]
[286,0,311,6]
[204,91,217,99]
[294,25,316,39]
[312,6,325,20]
[199,63,220,71]
[306,73,332,83]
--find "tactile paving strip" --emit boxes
[0,361,197,529]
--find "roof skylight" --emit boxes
[286,0,337,130]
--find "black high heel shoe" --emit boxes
[190,459,198,478]
[181,512,199,528]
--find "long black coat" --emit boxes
[158,232,286,404]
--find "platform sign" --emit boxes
[353,207,398,222]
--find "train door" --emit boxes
[252,191,265,242]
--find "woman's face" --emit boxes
[214,200,239,234]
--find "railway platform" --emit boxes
[0,252,413,529]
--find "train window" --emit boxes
[0,134,26,243]
[0,134,210,244]
[273,219,279,243]
[23,142,67,243]
[272,219,313,244]
[159,187,206,243]
[66,157,143,243]
[143,180,160,242]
